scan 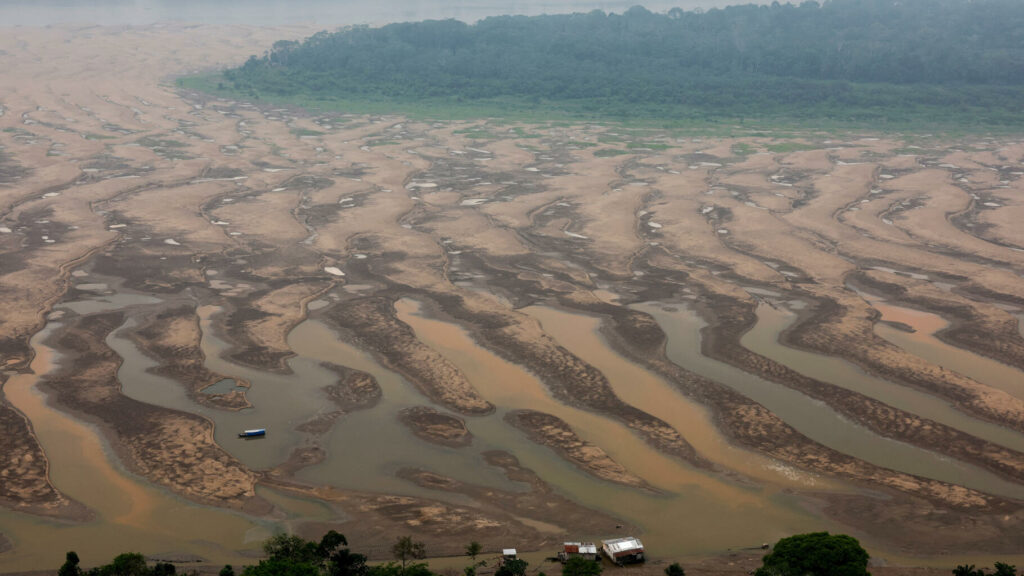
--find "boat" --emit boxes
[238,428,266,438]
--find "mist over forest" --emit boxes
[213,0,1024,126]
[0,0,752,26]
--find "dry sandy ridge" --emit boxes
[2,23,1024,569]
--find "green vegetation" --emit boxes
[754,532,869,576]
[730,142,755,156]
[193,0,1024,131]
[764,142,818,153]
[56,532,1023,576]
[291,127,327,137]
[494,559,528,576]
[593,149,631,157]
[561,557,601,576]
[954,563,1018,576]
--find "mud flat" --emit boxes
[4,21,1024,568]
[128,305,251,410]
[42,311,262,510]
[505,409,651,490]
[398,406,473,448]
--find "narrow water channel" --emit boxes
[636,302,1024,501]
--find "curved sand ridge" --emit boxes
[2,23,1024,566]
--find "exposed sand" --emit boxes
[1,23,1024,571]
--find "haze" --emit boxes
[0,0,757,26]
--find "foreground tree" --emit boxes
[562,556,601,576]
[664,563,685,576]
[59,552,83,576]
[994,563,1018,576]
[754,532,869,576]
[495,559,528,576]
[392,537,427,576]
[243,531,362,576]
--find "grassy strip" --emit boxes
[178,73,1024,137]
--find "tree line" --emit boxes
[218,0,1024,126]
[54,531,1017,576]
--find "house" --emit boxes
[600,537,644,565]
[558,542,598,563]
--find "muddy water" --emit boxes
[0,324,269,572]
[867,298,1024,402]
[109,303,521,499]
[521,305,829,488]
[746,303,1024,453]
[636,302,1024,501]
[392,299,828,556]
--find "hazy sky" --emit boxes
[0,0,766,27]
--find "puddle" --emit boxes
[637,302,1024,501]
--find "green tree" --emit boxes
[107,553,150,576]
[152,563,175,576]
[59,552,83,576]
[953,566,984,576]
[219,566,235,576]
[392,537,427,575]
[465,542,482,565]
[326,545,368,576]
[562,556,601,576]
[994,563,1018,576]
[495,559,528,576]
[368,563,433,576]
[664,563,685,576]
[754,533,869,576]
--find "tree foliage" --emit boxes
[664,563,685,576]
[220,0,1024,126]
[562,556,602,576]
[495,559,528,576]
[754,532,869,576]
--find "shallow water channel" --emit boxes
[0,324,272,571]
[6,282,1024,569]
[865,296,1024,402]
[636,302,1024,501]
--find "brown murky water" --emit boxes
[744,303,1024,454]
[521,305,827,488]
[638,302,1024,500]
[392,299,829,556]
[0,324,269,571]
[6,283,1022,570]
[866,297,1024,401]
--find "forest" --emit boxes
[214,0,1024,126]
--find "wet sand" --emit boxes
[1,22,1024,571]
